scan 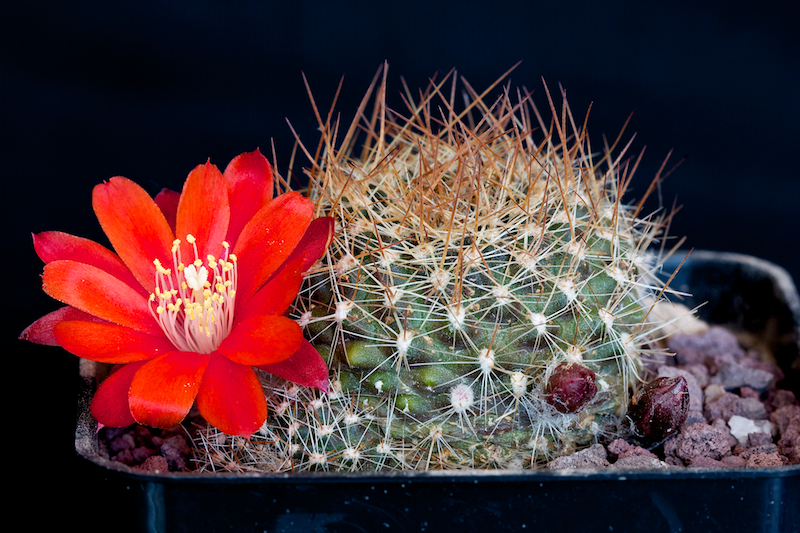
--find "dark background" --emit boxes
[3,1,798,530]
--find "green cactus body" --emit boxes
[193,70,672,472]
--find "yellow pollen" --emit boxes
[149,236,239,354]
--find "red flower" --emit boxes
[21,150,334,437]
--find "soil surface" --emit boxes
[98,326,799,472]
[548,326,799,470]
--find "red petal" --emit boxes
[196,353,267,437]
[233,191,313,305]
[154,188,180,233]
[42,260,162,336]
[90,362,144,428]
[217,315,303,366]
[129,351,209,429]
[20,306,106,346]
[281,216,335,273]
[93,177,175,291]
[54,320,173,363]
[33,231,145,295]
[223,149,273,248]
[259,339,330,392]
[175,161,230,262]
[234,254,304,327]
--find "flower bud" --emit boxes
[628,376,689,443]
[545,363,598,413]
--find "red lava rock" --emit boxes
[777,430,800,464]
[683,364,710,388]
[136,455,170,472]
[107,431,136,453]
[720,455,747,467]
[739,386,760,399]
[710,418,739,448]
[563,322,794,469]
[746,431,773,448]
[746,452,788,467]
[99,424,192,471]
[545,363,597,413]
[737,397,770,420]
[710,361,774,391]
[774,409,800,464]
[671,345,706,367]
[131,445,157,464]
[682,410,707,427]
[704,392,767,421]
[161,435,191,471]
[606,439,658,461]
[610,455,668,469]
[737,444,779,461]
[547,444,609,470]
[703,384,727,404]
[664,422,732,465]
[667,326,744,364]
[741,356,784,384]
[687,456,727,468]
[769,405,800,435]
[765,389,799,412]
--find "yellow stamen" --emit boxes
[148,236,239,354]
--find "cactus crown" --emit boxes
[193,67,678,472]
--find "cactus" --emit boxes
[192,68,677,472]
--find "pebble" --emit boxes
[727,415,771,445]
[703,384,727,404]
[746,452,787,467]
[606,439,658,460]
[664,423,732,465]
[710,362,773,391]
[136,455,170,472]
[610,456,670,469]
[769,405,800,434]
[668,326,745,364]
[704,392,767,421]
[547,444,609,470]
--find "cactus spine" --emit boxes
[193,68,674,472]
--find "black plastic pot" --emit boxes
[75,251,800,533]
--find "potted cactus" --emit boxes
[192,67,693,472]
[27,67,799,531]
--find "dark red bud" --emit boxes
[628,376,689,443]
[545,363,598,413]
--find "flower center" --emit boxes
[149,234,238,354]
